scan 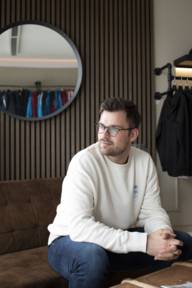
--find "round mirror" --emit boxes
[0,22,82,120]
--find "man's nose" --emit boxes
[103,128,110,136]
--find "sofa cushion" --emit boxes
[0,246,67,288]
[0,178,62,254]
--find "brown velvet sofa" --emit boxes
[0,178,67,288]
[0,178,150,288]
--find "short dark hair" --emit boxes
[99,98,141,128]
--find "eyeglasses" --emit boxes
[97,123,135,137]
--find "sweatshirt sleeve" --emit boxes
[56,153,147,254]
[136,155,172,233]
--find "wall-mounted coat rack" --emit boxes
[154,63,173,99]
[154,49,192,99]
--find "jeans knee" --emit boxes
[69,243,110,287]
[78,243,109,275]
[48,237,110,287]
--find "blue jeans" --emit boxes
[48,229,192,288]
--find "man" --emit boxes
[48,98,192,288]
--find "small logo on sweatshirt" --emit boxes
[133,185,138,197]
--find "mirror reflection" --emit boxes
[0,23,82,120]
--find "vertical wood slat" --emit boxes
[74,0,81,153]
[0,0,5,27]
[99,0,104,109]
[0,113,5,179]
[20,121,25,179]
[10,117,15,179]
[132,0,137,107]
[109,0,114,100]
[0,0,154,181]
[145,0,153,152]
[90,0,96,143]
[150,0,156,155]
[25,121,30,179]
[50,118,56,178]
[114,0,119,100]
[15,120,20,179]
[40,121,45,178]
[55,116,61,177]
[104,0,109,108]
[85,0,91,147]
[5,114,10,179]
[95,0,100,126]
[118,0,123,100]
[80,0,86,150]
[64,0,72,167]
[30,122,35,179]
[60,112,65,176]
[35,122,40,178]
[45,120,51,178]
[122,0,127,101]
[141,0,147,148]
[5,0,11,25]
[128,0,133,102]
[70,0,77,158]
[136,0,142,125]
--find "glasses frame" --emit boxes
[97,123,135,137]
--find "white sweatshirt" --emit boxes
[48,142,171,253]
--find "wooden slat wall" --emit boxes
[0,0,155,181]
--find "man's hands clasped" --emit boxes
[146,229,183,261]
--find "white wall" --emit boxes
[153,0,192,232]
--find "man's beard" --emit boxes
[98,139,129,157]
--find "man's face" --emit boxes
[98,110,138,163]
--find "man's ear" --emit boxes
[130,128,139,143]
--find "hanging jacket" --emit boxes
[156,88,191,176]
[55,90,62,110]
[32,91,38,117]
[61,90,68,105]
[26,91,33,118]
[37,92,43,118]
[185,88,192,168]
[44,90,51,115]
[0,91,9,112]
[50,91,56,112]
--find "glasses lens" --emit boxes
[97,123,119,136]
[109,127,119,136]
[97,123,105,133]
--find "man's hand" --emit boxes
[146,229,183,261]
